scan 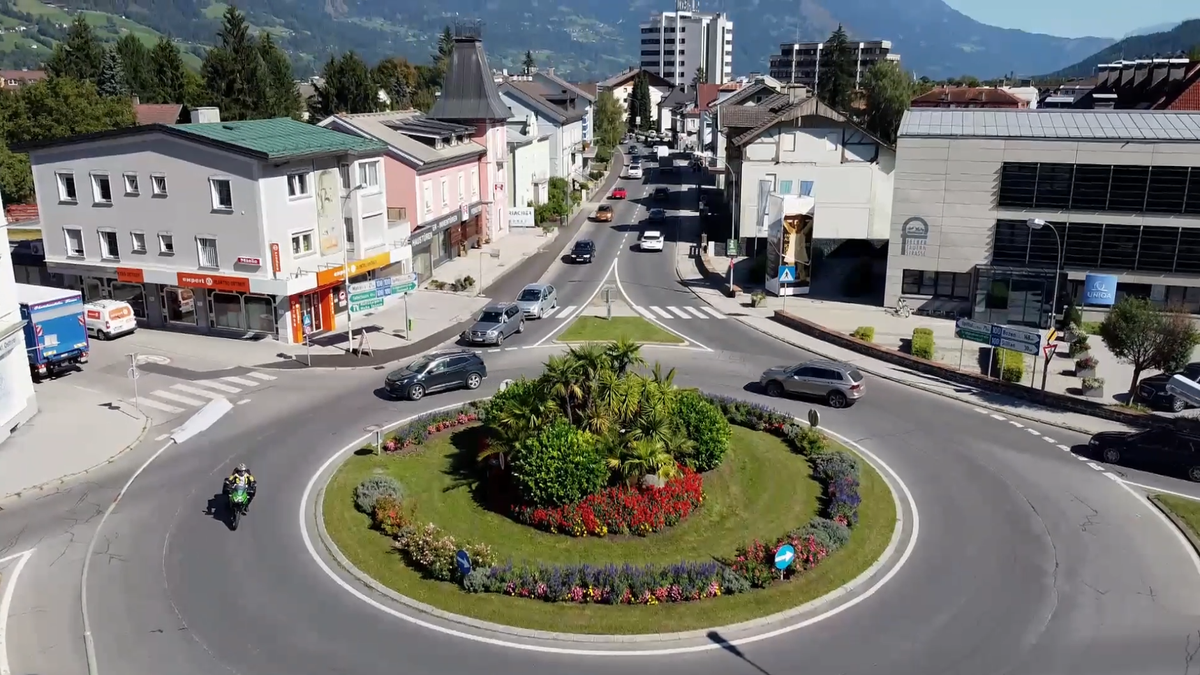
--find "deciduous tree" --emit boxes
[373,58,417,110]
[818,25,856,112]
[45,16,105,85]
[593,89,623,149]
[859,61,911,145]
[1099,297,1200,397]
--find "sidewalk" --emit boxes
[672,221,1136,436]
[0,382,150,502]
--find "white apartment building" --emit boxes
[768,40,900,90]
[638,0,733,87]
[0,198,38,445]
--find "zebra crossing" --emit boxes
[536,305,578,321]
[131,370,277,414]
[634,305,726,320]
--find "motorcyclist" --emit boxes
[223,463,257,512]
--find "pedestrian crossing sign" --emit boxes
[778,266,796,283]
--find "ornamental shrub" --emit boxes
[997,348,1024,383]
[673,390,732,472]
[394,523,496,582]
[472,560,741,604]
[851,326,875,342]
[371,496,411,537]
[802,516,851,550]
[354,475,404,514]
[783,422,827,456]
[811,451,858,482]
[511,420,606,507]
[910,327,935,359]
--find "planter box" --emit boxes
[1076,367,1097,379]
[1069,349,1090,361]
[1082,384,1104,398]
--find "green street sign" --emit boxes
[955,328,991,344]
[350,298,384,313]
[726,239,739,257]
[392,279,417,294]
[350,291,379,303]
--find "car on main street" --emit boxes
[462,302,525,346]
[612,187,627,199]
[570,239,596,263]
[515,283,557,318]
[1088,424,1200,481]
[384,350,487,401]
[638,230,664,251]
[759,359,865,408]
[594,204,614,222]
[627,165,643,179]
[653,186,670,200]
[648,207,666,222]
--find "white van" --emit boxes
[84,299,137,340]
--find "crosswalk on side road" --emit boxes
[129,370,277,414]
[634,305,726,320]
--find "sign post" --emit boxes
[1040,328,1059,391]
[302,314,313,367]
[126,352,140,411]
[602,286,614,320]
[774,544,795,580]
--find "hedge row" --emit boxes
[911,327,934,359]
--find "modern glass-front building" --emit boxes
[885,108,1200,328]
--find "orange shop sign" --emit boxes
[176,272,251,293]
[116,267,144,283]
[270,243,282,274]
[315,265,347,288]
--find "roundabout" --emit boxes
[307,343,911,645]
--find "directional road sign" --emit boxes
[350,298,385,313]
[955,318,993,345]
[989,324,1041,355]
[774,544,796,570]
[455,550,472,577]
[778,266,796,283]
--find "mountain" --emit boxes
[0,0,1117,81]
[1124,21,1185,39]
[1047,19,1200,79]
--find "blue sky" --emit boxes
[941,0,1191,39]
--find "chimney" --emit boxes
[189,107,221,124]
[785,83,807,103]
[1151,58,1170,87]
[1133,59,1151,87]
[547,67,554,75]
[1119,60,1136,87]
[1169,57,1189,81]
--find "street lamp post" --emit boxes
[1025,217,1063,330]
[343,182,365,353]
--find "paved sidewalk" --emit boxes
[0,381,150,502]
[672,222,1133,436]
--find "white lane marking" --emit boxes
[237,399,251,405]
[155,433,170,441]
[613,262,710,352]
[299,403,917,656]
[170,383,229,401]
[132,397,184,413]
[1009,420,1024,427]
[1111,477,1200,582]
[533,259,619,348]
[0,548,35,675]
[973,407,988,414]
[150,390,205,406]
[1075,454,1089,461]
[1086,462,1107,471]
[1058,444,1071,451]
[666,306,691,319]
[1025,428,1041,435]
[541,307,560,319]
[221,376,260,387]
[649,306,673,319]
[488,349,501,353]
[1043,437,1056,443]
[683,306,708,319]
[189,379,241,393]
[634,306,654,319]
[555,305,578,320]
[504,347,518,351]
[990,414,1006,421]
[246,371,277,381]
[699,306,725,319]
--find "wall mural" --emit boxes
[316,169,343,256]
[900,217,929,257]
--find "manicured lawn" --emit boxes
[1157,494,1200,539]
[323,425,897,634]
[558,316,684,344]
[1080,320,1103,335]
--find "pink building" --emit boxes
[319,111,488,280]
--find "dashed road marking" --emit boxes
[155,433,170,441]
[1025,428,1041,435]
[1087,462,1107,471]
[1009,420,1024,427]
[990,414,1006,421]
[1043,436,1056,443]
[237,399,251,405]
[1058,444,1071,451]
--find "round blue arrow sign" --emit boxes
[774,544,796,570]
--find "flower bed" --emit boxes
[511,466,705,537]
[357,395,868,606]
[374,404,481,454]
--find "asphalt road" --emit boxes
[5,151,1200,675]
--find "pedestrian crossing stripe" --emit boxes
[128,371,277,416]
[555,306,578,320]
[632,306,727,320]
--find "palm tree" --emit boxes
[542,354,584,423]
[605,338,644,375]
[629,406,674,449]
[614,439,677,484]
[567,343,611,382]
[650,362,676,387]
[480,382,558,467]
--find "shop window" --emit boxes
[164,287,197,324]
[111,282,147,319]
[985,279,1009,310]
[210,178,233,210]
[91,173,112,205]
[1116,282,1152,301]
[1165,286,1200,314]
[98,230,119,260]
[291,230,315,256]
[211,292,246,330]
[287,172,310,198]
[130,231,146,253]
[56,172,77,202]
[197,236,219,268]
[64,228,84,257]
[901,269,971,299]
[244,295,276,333]
[151,174,168,196]
[124,173,139,195]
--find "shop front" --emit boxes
[285,249,396,344]
[409,202,484,282]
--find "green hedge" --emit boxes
[850,326,875,342]
[510,420,607,507]
[910,328,934,359]
[996,348,1025,383]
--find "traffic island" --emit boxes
[318,343,897,635]
[558,316,685,345]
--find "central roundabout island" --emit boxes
[318,340,898,637]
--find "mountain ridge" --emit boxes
[1047,19,1200,79]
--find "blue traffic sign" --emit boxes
[778,266,796,283]
[774,544,796,570]
[455,549,472,577]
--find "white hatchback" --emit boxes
[638,230,664,251]
[627,165,643,179]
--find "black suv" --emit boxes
[1088,424,1200,481]
[1138,362,1200,412]
[383,350,487,401]
[570,239,596,263]
[653,186,670,200]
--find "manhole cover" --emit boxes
[137,354,171,365]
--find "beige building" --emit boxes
[887,108,1200,327]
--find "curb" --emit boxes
[0,406,153,504]
[307,397,912,647]
[1148,494,1200,558]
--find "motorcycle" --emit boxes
[228,484,250,530]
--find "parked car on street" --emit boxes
[1138,363,1200,412]
[611,187,627,199]
[1088,424,1200,481]
[462,303,525,345]
[594,204,614,222]
[653,186,670,200]
[570,239,596,263]
[515,283,558,318]
[638,230,664,251]
[384,350,487,401]
[759,359,865,408]
[648,208,666,222]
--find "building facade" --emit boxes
[319,111,490,281]
[0,199,38,446]
[529,69,596,144]
[887,108,1200,328]
[598,68,674,125]
[910,87,1029,109]
[768,40,899,90]
[497,79,586,184]
[15,114,397,345]
[507,116,552,209]
[638,0,733,87]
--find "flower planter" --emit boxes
[1082,383,1104,398]
[1075,367,1096,379]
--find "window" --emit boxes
[470,167,478,198]
[158,233,175,254]
[1135,226,1180,272]
[56,172,77,202]
[997,162,1037,208]
[991,219,1030,265]
[1146,166,1189,214]
[338,163,351,190]
[423,180,433,213]
[123,173,139,195]
[1070,164,1111,211]
[782,132,796,152]
[1179,229,1200,274]
[130,231,146,253]
[196,236,219,268]
[900,270,972,300]
[290,230,315,256]
[98,230,119,260]
[64,228,84,257]
[287,172,309,198]
[1026,224,1060,268]
[210,178,233,210]
[1108,165,1149,212]
[1187,170,1200,215]
[1099,224,1140,269]
[90,173,112,204]
[441,177,449,206]
[357,161,379,188]
[343,217,354,245]
[778,179,793,194]
[1062,222,1102,268]
[151,174,168,196]
[457,172,465,203]
[1033,164,1072,210]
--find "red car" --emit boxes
[611,187,627,199]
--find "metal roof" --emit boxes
[174,118,385,159]
[429,37,511,122]
[383,117,475,139]
[322,112,485,169]
[899,109,1200,142]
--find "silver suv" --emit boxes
[463,303,525,345]
[759,359,865,408]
